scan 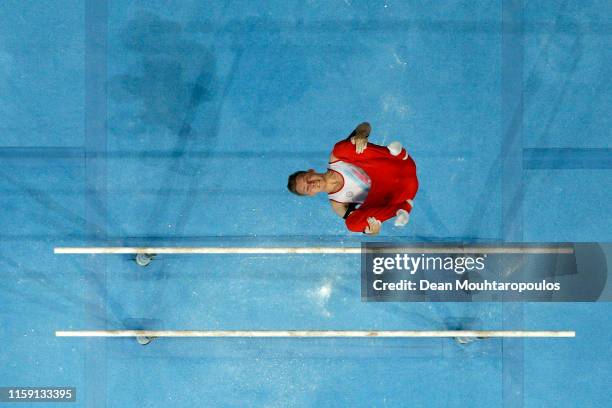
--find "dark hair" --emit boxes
[287,171,308,195]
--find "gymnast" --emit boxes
[287,122,419,235]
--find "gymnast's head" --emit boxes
[287,169,327,196]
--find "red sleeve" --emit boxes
[331,139,358,162]
[332,139,402,163]
[345,201,413,232]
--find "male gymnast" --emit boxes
[287,122,418,235]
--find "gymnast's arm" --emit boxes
[347,122,371,140]
[344,201,413,232]
[330,201,348,218]
[349,122,370,154]
[330,201,360,218]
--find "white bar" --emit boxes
[53,246,574,255]
[55,247,361,254]
[55,330,575,338]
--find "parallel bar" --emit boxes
[56,330,575,338]
[54,246,574,254]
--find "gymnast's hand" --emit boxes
[351,135,368,154]
[365,217,382,235]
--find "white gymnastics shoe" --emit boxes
[387,141,403,156]
[394,209,410,227]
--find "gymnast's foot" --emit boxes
[394,209,410,227]
[388,141,403,156]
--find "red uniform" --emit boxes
[331,139,419,232]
